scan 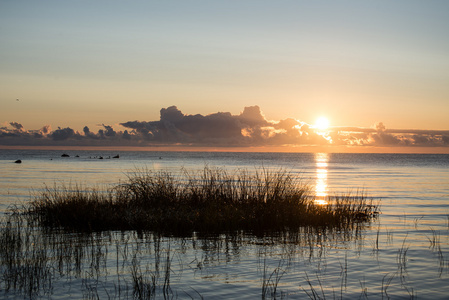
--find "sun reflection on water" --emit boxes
[315,153,329,205]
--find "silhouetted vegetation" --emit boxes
[7,168,447,299]
[27,167,379,234]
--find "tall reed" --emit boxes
[27,167,379,234]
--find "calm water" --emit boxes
[1,150,448,299]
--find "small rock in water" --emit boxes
[61,153,70,157]
[14,159,22,163]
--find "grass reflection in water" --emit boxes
[0,167,385,299]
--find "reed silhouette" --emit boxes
[28,167,379,234]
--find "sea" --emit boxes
[1,149,448,299]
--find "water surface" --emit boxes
[1,150,448,298]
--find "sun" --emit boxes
[315,117,330,131]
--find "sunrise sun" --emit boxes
[315,117,330,131]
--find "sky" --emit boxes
[1,1,449,152]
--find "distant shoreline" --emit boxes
[1,144,449,154]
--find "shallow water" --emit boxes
[1,150,448,299]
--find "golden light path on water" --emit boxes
[314,152,329,205]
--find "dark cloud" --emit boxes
[119,105,323,146]
[122,130,131,140]
[39,125,51,135]
[275,118,301,131]
[160,106,184,123]
[9,122,24,131]
[1,106,449,149]
[442,135,449,145]
[371,132,402,145]
[121,106,244,143]
[237,106,269,127]
[50,127,77,141]
[102,124,116,137]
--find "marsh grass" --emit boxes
[0,166,381,299]
[27,167,379,234]
[261,259,286,299]
[3,211,439,300]
[0,212,53,298]
[0,214,178,299]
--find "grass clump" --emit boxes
[27,167,379,234]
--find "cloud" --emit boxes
[100,124,117,138]
[50,127,78,141]
[9,122,24,131]
[333,122,449,147]
[1,106,448,149]
[119,105,329,146]
[237,106,269,127]
[121,106,244,144]
[39,125,52,135]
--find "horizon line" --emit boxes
[1,145,449,155]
